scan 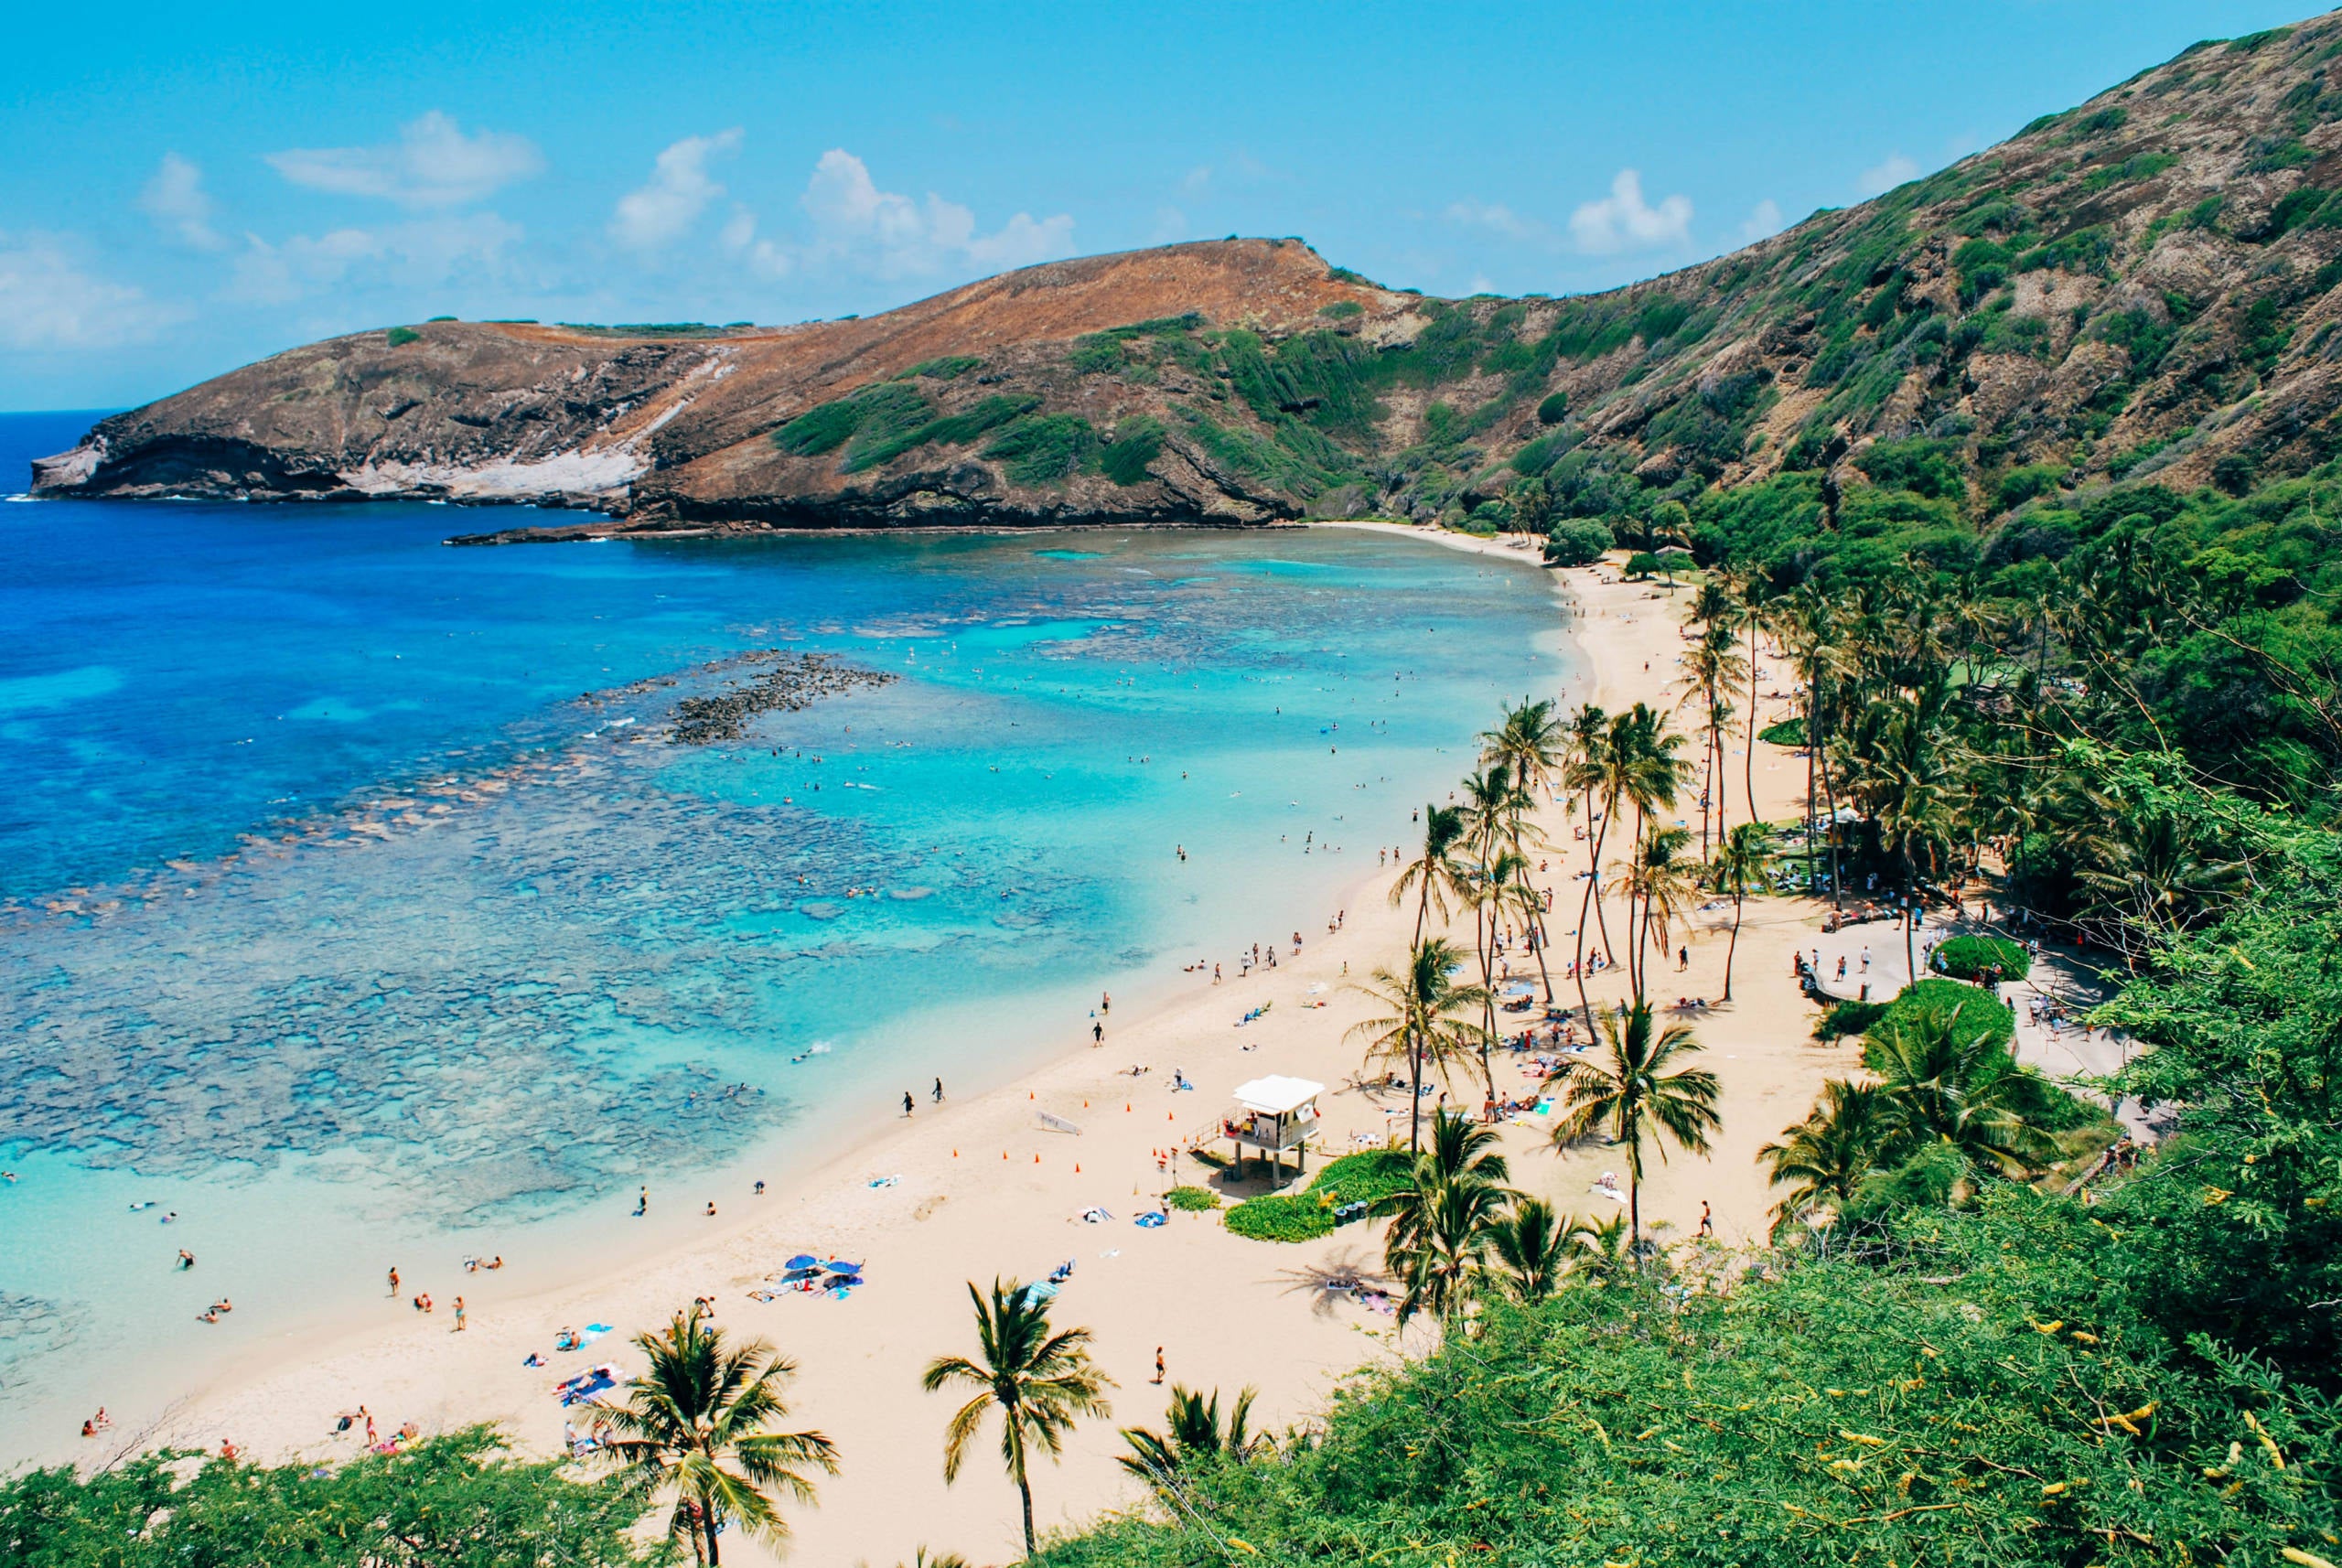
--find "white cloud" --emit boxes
[140,153,225,250]
[1150,206,1188,243]
[0,231,179,349]
[718,205,792,279]
[609,130,741,251]
[1737,199,1787,244]
[1444,199,1542,242]
[1568,169,1692,255]
[228,213,524,305]
[1180,166,1212,197]
[1855,153,1920,199]
[268,112,543,209]
[792,148,1073,278]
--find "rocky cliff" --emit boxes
[38,11,2342,538]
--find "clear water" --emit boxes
[0,411,1565,1454]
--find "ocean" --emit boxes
[0,410,1565,1455]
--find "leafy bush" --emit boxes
[1099,418,1165,486]
[1624,551,1664,578]
[1853,437,1964,500]
[1758,715,1806,746]
[1542,517,1613,566]
[1223,1150,1411,1242]
[1535,392,1570,424]
[1043,1190,2337,1568]
[1317,300,1363,319]
[385,326,422,346]
[1165,1185,1220,1211]
[1930,933,2033,982]
[1862,978,2016,1068]
[0,1426,654,1566]
[984,414,1099,486]
[1815,998,1887,1038]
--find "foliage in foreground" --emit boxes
[0,1425,666,1567]
[1039,1193,2339,1568]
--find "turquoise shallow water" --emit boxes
[0,412,1563,1452]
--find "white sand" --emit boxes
[130,533,1851,1565]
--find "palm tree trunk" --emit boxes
[704,1498,722,1567]
[1746,622,1761,831]
[1804,671,1818,893]
[1019,1473,1037,1561]
[1574,795,1612,1029]
[1724,887,1743,1002]
[1411,883,1432,1155]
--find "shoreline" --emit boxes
[47,528,1855,1565]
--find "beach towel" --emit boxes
[1134,1211,1168,1228]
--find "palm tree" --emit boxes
[1346,940,1489,1151]
[1482,699,1568,1002]
[1867,1003,2056,1176]
[1561,703,1614,1025]
[921,1279,1114,1561]
[1606,822,1698,1003]
[1387,1174,1513,1327]
[1391,803,1469,948]
[1734,568,1772,833]
[1757,1079,1892,1234]
[1116,1385,1262,1496]
[1567,1210,1637,1281]
[1677,617,1747,855]
[1485,1197,1572,1302]
[1708,822,1778,1002]
[1549,1003,1721,1251]
[1373,1108,1513,1257]
[599,1307,838,1566]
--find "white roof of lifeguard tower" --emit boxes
[1232,1076,1325,1115]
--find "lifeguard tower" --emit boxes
[1224,1075,1324,1184]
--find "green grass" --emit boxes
[1165,1185,1221,1211]
[897,355,983,381]
[846,393,1036,472]
[1317,300,1363,319]
[1222,1149,1412,1243]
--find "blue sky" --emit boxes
[0,0,2312,411]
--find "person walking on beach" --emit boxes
[903,1090,915,1117]
[1699,1201,1714,1238]
[1154,1347,1166,1385]
[932,1077,945,1103]
[636,1187,648,1217]
[453,1296,467,1331]
[387,1266,399,1298]
[1092,1020,1103,1045]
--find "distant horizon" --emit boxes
[1,0,2316,410]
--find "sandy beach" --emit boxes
[113,530,1865,1564]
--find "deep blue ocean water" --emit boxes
[0,410,1565,1449]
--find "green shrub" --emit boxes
[385,326,421,347]
[425,315,457,323]
[0,1425,650,1566]
[1543,517,1613,566]
[1223,1149,1411,1242]
[1624,551,1663,578]
[984,413,1099,485]
[1758,715,1806,746]
[1317,300,1363,319]
[1098,417,1164,486]
[1815,998,1888,1039]
[1165,1185,1220,1211]
[1535,392,1570,424]
[848,393,1037,472]
[1996,462,2067,511]
[1861,978,2015,1070]
[1930,933,2033,982]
